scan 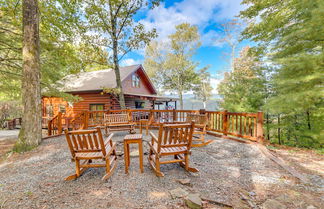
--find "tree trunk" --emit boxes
[203,101,206,109]
[113,43,126,109]
[278,114,281,145]
[110,11,126,109]
[306,110,311,130]
[179,91,183,110]
[16,0,42,150]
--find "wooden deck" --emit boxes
[45,109,264,144]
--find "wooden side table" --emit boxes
[123,134,144,174]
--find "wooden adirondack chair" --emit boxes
[148,122,199,177]
[64,127,117,181]
[186,113,213,147]
[104,113,135,134]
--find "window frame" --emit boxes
[132,74,140,88]
[89,104,105,111]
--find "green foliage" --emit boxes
[218,47,267,112]
[193,67,213,108]
[144,23,204,109]
[232,0,324,148]
[102,87,121,96]
[0,0,108,101]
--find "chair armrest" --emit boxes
[104,133,114,146]
[149,131,159,144]
[148,141,159,156]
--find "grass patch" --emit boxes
[266,145,279,150]
[315,148,324,155]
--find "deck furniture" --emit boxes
[186,113,213,147]
[148,122,199,177]
[64,127,118,181]
[123,134,144,174]
[104,113,135,134]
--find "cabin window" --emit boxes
[89,104,104,111]
[132,74,140,88]
[59,104,66,113]
[45,104,53,117]
[135,101,145,109]
[89,104,104,123]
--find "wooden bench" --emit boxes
[104,113,135,134]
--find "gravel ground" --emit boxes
[0,130,323,209]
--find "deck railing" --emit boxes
[47,109,264,142]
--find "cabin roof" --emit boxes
[58,64,157,94]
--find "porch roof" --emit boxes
[124,92,179,101]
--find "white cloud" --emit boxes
[210,77,221,94]
[201,30,225,47]
[120,58,141,66]
[140,0,245,42]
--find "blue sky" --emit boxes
[120,0,249,92]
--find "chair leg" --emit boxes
[102,155,118,180]
[65,159,89,181]
[147,150,164,177]
[76,159,80,177]
[155,155,164,177]
[177,154,199,173]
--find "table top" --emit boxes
[124,134,143,140]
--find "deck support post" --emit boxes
[257,111,264,144]
[223,110,228,136]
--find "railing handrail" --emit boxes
[48,109,264,143]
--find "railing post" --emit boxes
[257,111,264,144]
[47,119,52,136]
[84,110,89,129]
[173,109,177,121]
[223,110,228,135]
[199,109,206,115]
[57,112,63,134]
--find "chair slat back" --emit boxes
[104,113,130,124]
[186,114,207,126]
[157,122,194,152]
[64,127,106,158]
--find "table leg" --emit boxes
[139,141,144,173]
[124,142,128,174]
[127,143,130,166]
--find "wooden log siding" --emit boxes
[48,109,264,143]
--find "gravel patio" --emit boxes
[0,130,323,209]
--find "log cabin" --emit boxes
[42,64,177,121]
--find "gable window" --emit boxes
[132,74,140,88]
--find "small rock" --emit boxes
[169,188,189,199]
[248,191,256,196]
[130,150,139,157]
[116,151,123,156]
[262,199,286,209]
[176,178,191,186]
[307,206,316,209]
[184,193,202,209]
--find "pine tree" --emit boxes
[240,0,324,147]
